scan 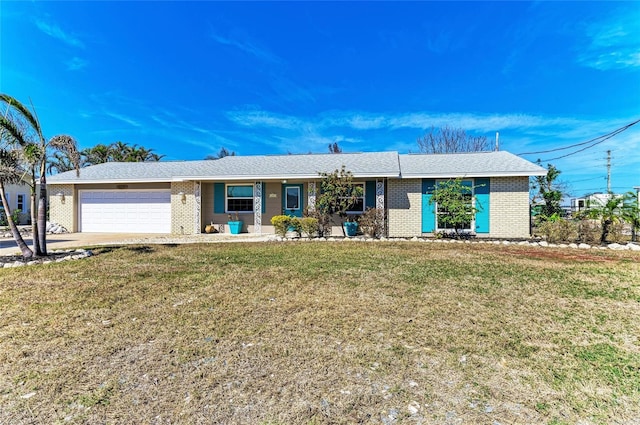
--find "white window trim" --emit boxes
[225,184,254,214]
[434,179,475,233]
[285,186,301,211]
[17,193,26,211]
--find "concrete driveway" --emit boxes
[0,232,272,256]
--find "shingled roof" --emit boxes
[399,151,546,178]
[48,150,545,184]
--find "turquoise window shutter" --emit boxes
[421,179,436,232]
[214,183,225,214]
[365,181,376,209]
[475,178,490,233]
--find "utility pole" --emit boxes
[606,150,611,194]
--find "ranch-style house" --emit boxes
[47,150,546,239]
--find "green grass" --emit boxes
[0,241,638,424]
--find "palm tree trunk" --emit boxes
[37,173,47,255]
[30,178,42,256]
[0,181,33,258]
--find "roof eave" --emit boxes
[399,171,547,179]
[173,172,400,182]
[48,178,174,185]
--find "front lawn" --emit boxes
[0,242,638,424]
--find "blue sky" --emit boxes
[1,1,639,198]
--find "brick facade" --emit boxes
[387,179,422,238]
[387,177,531,239]
[171,181,198,235]
[489,176,531,238]
[48,184,75,232]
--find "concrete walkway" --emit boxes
[0,232,273,256]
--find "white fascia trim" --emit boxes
[48,178,173,185]
[173,173,399,182]
[400,171,547,178]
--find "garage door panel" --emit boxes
[80,191,171,233]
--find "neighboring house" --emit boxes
[47,151,546,238]
[1,180,31,225]
[570,192,619,214]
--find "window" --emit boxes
[345,183,365,213]
[285,187,300,210]
[435,180,474,231]
[226,185,253,212]
[17,194,25,211]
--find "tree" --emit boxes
[0,94,80,256]
[622,191,640,242]
[417,125,489,154]
[428,178,479,237]
[205,147,235,160]
[315,166,363,236]
[82,143,111,166]
[328,142,342,154]
[531,162,564,223]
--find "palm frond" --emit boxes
[48,135,80,176]
[0,94,43,142]
[0,149,25,184]
[0,115,29,147]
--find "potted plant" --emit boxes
[344,216,359,237]
[227,212,243,234]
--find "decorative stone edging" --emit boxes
[1,249,93,268]
[270,235,640,251]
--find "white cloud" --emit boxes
[66,57,88,71]
[104,111,141,128]
[578,9,640,70]
[210,29,282,64]
[34,19,84,48]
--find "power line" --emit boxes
[516,118,640,159]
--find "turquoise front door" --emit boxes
[282,184,304,217]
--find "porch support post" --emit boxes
[254,181,262,234]
[308,182,316,211]
[376,179,385,235]
[194,181,201,234]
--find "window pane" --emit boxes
[227,199,253,212]
[227,185,253,198]
[285,187,299,210]
[347,198,364,213]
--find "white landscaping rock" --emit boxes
[608,243,624,250]
[628,243,640,251]
[578,243,591,249]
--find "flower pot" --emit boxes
[228,221,243,234]
[344,222,358,237]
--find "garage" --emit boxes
[79,190,171,233]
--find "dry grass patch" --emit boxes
[0,242,638,424]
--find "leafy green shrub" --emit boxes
[299,217,319,239]
[11,209,22,225]
[271,215,291,237]
[271,215,302,237]
[538,218,577,243]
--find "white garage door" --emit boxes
[79,191,171,233]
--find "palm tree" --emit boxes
[0,148,33,258]
[82,143,112,165]
[0,94,80,256]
